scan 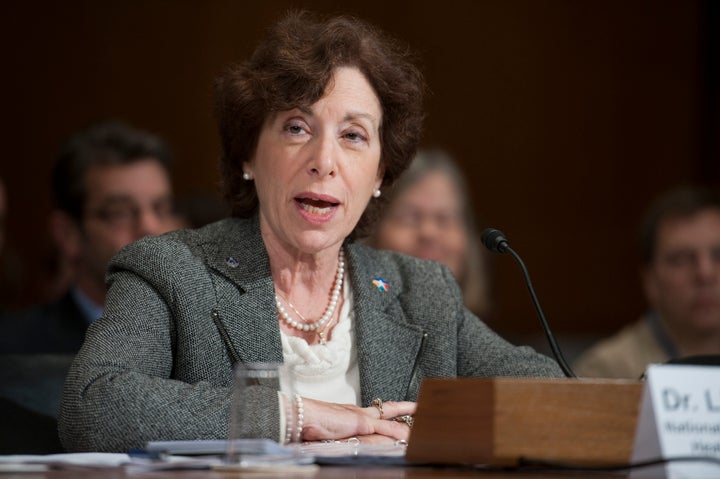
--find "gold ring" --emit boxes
[371,398,384,419]
[392,415,414,429]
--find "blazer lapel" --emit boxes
[347,244,427,406]
[199,217,283,366]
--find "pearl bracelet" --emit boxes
[294,393,304,443]
[283,393,293,444]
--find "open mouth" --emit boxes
[295,196,339,215]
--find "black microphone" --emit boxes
[481,228,576,378]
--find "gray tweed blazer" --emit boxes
[59,216,561,452]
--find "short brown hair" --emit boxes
[52,120,173,222]
[214,11,425,237]
[640,185,720,264]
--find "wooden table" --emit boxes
[0,465,630,479]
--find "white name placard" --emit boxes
[631,364,720,479]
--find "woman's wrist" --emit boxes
[279,392,293,444]
[293,394,304,443]
[280,392,305,443]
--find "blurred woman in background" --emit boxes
[369,149,492,317]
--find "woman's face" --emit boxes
[374,171,468,280]
[248,66,383,256]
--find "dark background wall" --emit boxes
[2,0,718,350]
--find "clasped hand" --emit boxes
[297,397,416,444]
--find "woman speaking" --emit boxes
[59,11,561,452]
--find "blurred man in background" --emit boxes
[575,186,720,378]
[0,120,178,353]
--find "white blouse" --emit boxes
[279,273,361,406]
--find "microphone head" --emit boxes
[481,228,509,253]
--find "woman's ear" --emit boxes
[242,161,254,180]
[374,163,385,190]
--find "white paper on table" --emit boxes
[0,452,130,469]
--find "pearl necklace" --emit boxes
[276,249,344,333]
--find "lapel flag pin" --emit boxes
[225,257,239,268]
[372,277,389,292]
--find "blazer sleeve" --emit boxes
[58,235,282,452]
[445,267,563,378]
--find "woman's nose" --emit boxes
[307,134,337,178]
[417,215,442,239]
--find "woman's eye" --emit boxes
[287,124,305,135]
[344,131,366,142]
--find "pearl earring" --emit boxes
[243,172,252,181]
[373,189,382,198]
